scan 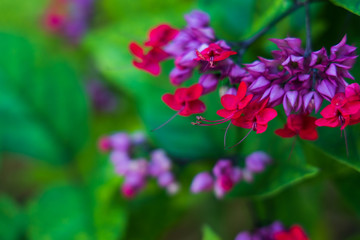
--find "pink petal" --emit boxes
[162,93,182,111]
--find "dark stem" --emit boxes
[235,0,321,62]
[304,0,312,57]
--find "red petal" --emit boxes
[299,128,318,140]
[162,93,182,111]
[145,24,179,47]
[133,61,161,76]
[129,42,144,58]
[256,124,268,134]
[148,47,169,62]
[179,100,205,116]
[213,51,237,61]
[236,81,247,100]
[232,118,252,128]
[320,104,337,118]
[289,225,309,240]
[221,94,238,110]
[315,117,340,128]
[238,94,253,109]
[331,92,346,107]
[342,101,360,115]
[257,108,277,124]
[217,109,235,118]
[275,126,296,138]
[186,84,203,101]
[175,84,203,102]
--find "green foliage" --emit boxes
[27,184,127,240]
[202,225,222,240]
[0,195,25,240]
[329,0,360,16]
[229,117,318,198]
[0,33,89,164]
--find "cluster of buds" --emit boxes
[98,132,179,198]
[130,9,360,147]
[43,0,94,44]
[235,222,309,240]
[190,151,271,198]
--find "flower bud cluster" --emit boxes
[98,132,179,198]
[190,151,271,198]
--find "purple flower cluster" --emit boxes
[43,0,94,44]
[235,221,285,240]
[164,10,241,94]
[241,36,357,115]
[190,151,271,198]
[98,132,179,198]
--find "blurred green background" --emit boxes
[1,0,360,239]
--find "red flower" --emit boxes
[129,42,169,76]
[273,225,309,240]
[162,84,206,116]
[144,24,179,48]
[275,114,318,141]
[315,84,360,130]
[129,24,178,75]
[232,98,277,134]
[195,43,237,68]
[217,82,253,119]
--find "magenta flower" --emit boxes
[162,84,206,116]
[195,43,237,68]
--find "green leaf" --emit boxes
[311,125,360,172]
[329,0,360,16]
[27,183,127,240]
[27,185,94,240]
[333,173,360,218]
[202,225,221,240]
[0,195,25,240]
[229,117,318,198]
[88,159,127,240]
[0,33,89,164]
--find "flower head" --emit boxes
[162,84,206,116]
[195,43,237,68]
[276,114,318,140]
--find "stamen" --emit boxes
[210,56,214,68]
[226,128,253,149]
[151,110,180,131]
[224,121,232,148]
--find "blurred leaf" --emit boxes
[27,180,127,240]
[250,0,292,38]
[333,173,360,218]
[329,0,360,16]
[202,225,221,240]
[0,33,89,164]
[198,0,255,40]
[311,125,360,172]
[0,195,25,240]
[229,117,318,198]
[27,185,94,240]
[256,181,330,239]
[88,158,127,240]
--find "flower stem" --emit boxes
[304,0,312,57]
